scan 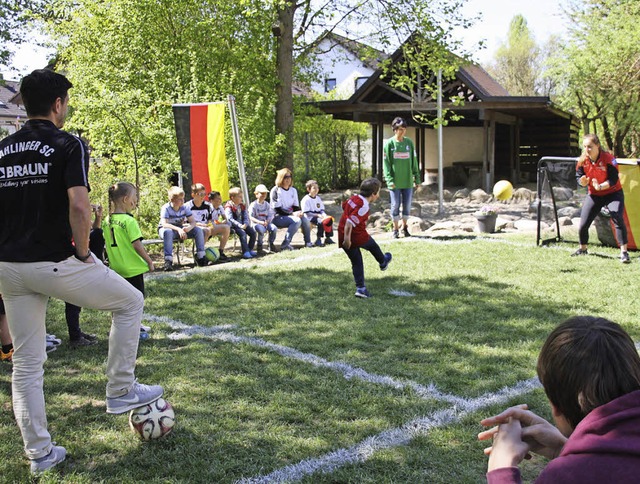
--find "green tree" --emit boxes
[547,0,640,155]
[487,15,540,96]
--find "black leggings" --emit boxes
[579,190,627,246]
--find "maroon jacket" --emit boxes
[487,389,640,484]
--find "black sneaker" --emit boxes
[218,252,230,262]
[196,256,209,267]
[571,248,588,257]
[392,230,399,239]
[163,260,174,272]
[269,243,280,253]
[380,252,392,271]
[621,251,631,264]
[403,227,411,237]
[325,237,335,245]
[80,332,98,342]
[70,335,98,348]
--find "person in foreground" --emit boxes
[0,69,163,474]
[478,315,640,484]
[338,177,392,298]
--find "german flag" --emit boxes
[172,103,229,197]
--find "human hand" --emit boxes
[148,261,155,272]
[591,178,601,191]
[178,228,187,240]
[484,418,530,472]
[479,405,567,461]
[579,175,589,187]
[342,239,351,249]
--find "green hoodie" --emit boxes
[383,136,420,189]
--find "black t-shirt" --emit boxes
[0,119,90,262]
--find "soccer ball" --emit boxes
[493,180,514,201]
[204,247,220,262]
[129,398,175,440]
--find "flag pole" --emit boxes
[227,95,250,205]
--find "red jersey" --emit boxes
[578,151,622,196]
[338,194,371,247]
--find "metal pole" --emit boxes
[227,95,250,206]
[437,69,444,215]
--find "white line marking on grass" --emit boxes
[388,289,415,297]
[143,313,236,336]
[237,377,541,483]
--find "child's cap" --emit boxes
[254,184,269,194]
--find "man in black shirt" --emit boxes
[0,69,163,474]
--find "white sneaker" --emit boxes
[106,380,164,414]
[30,445,66,474]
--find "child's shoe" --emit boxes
[243,251,253,259]
[269,243,279,253]
[196,256,209,267]
[380,252,392,271]
[355,287,371,298]
[281,244,295,251]
[163,260,174,271]
[325,237,335,244]
[392,230,399,239]
[315,239,325,247]
[621,251,631,264]
[305,242,314,248]
[218,251,230,261]
[257,244,264,253]
[403,227,411,237]
[250,250,258,257]
[0,348,13,363]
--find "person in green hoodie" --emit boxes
[383,117,421,238]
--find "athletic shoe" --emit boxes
[380,252,392,271]
[163,260,174,272]
[195,256,209,267]
[106,380,164,414]
[355,287,371,298]
[269,243,280,253]
[30,445,66,474]
[280,244,295,251]
[621,251,631,264]
[80,331,98,341]
[70,335,98,348]
[315,239,325,247]
[305,242,314,248]
[46,334,62,346]
[0,348,13,363]
[325,237,335,245]
[250,250,258,257]
[257,244,264,253]
[140,324,151,332]
[46,341,57,353]
[403,227,411,237]
[392,230,399,239]
[242,251,253,259]
[218,252,231,262]
[571,248,588,257]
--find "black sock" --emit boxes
[2,344,13,353]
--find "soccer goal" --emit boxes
[535,156,578,246]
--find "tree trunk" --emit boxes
[275,2,295,170]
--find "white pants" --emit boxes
[0,256,143,459]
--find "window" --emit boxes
[324,78,336,92]
[354,76,368,91]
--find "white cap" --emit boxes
[255,184,269,193]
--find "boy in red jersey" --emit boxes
[338,177,392,298]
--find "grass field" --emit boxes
[1,232,639,483]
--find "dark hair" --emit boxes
[208,191,221,201]
[391,117,407,131]
[537,316,640,429]
[305,179,318,191]
[20,69,73,117]
[359,177,381,198]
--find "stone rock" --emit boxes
[406,215,431,232]
[469,188,491,203]
[560,216,573,226]
[553,186,574,201]
[410,202,421,217]
[512,187,536,204]
[557,206,580,218]
[427,220,464,232]
[452,188,470,200]
[513,219,541,232]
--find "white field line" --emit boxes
[144,312,493,408]
[237,378,541,484]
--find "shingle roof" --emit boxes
[458,63,510,97]
[0,80,26,118]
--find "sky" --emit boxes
[2,0,569,80]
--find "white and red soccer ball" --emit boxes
[129,398,175,440]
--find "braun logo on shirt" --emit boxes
[0,163,49,180]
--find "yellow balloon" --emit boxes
[493,180,513,201]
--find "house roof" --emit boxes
[0,80,26,118]
[315,31,389,71]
